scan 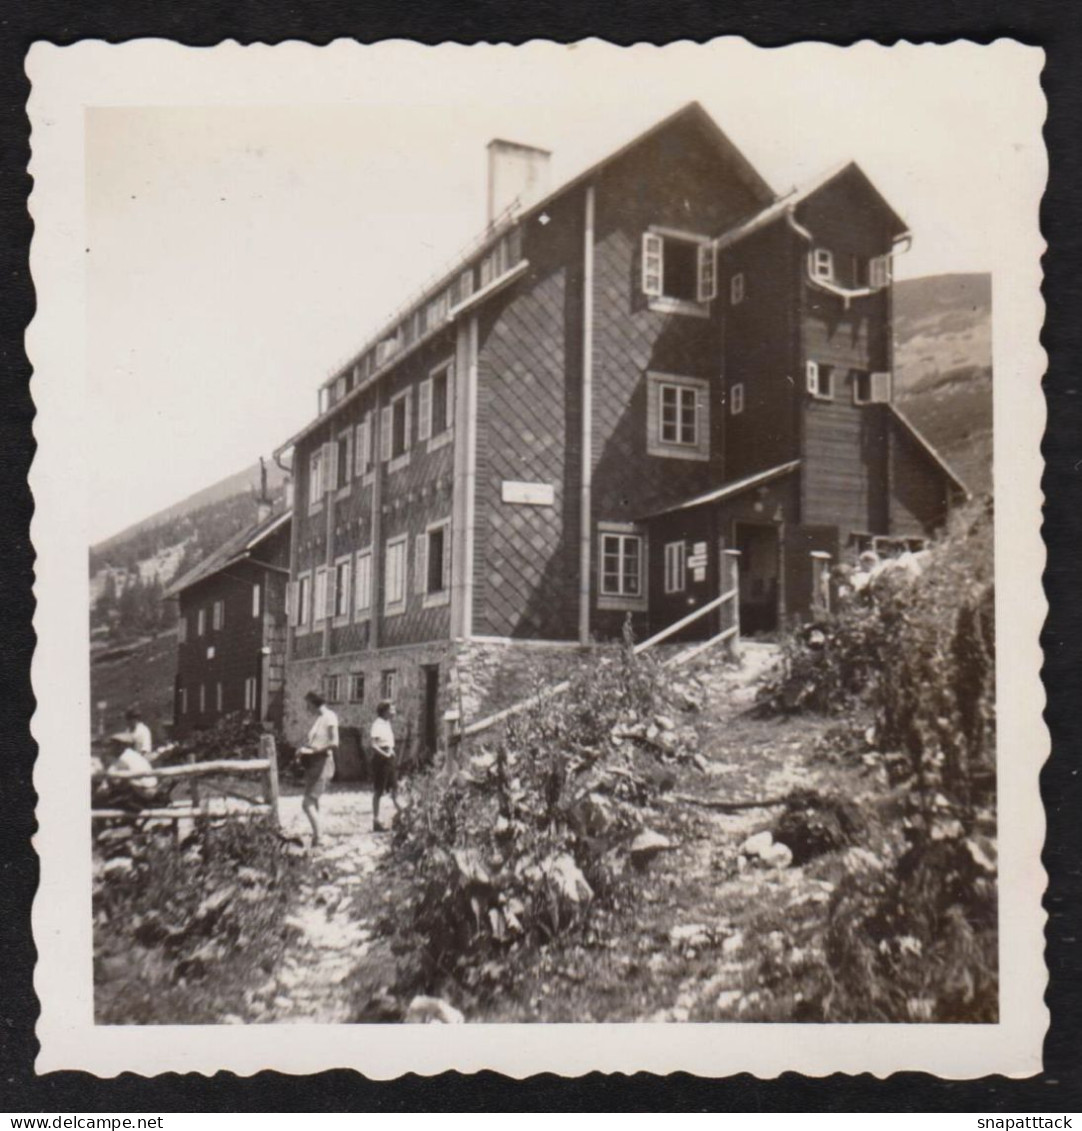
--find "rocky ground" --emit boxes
[96,641,896,1025]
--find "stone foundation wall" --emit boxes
[449,640,597,726]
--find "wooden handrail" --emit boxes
[91,804,273,820]
[92,758,270,781]
[631,588,737,655]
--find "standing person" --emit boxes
[125,706,153,758]
[369,699,400,833]
[298,690,338,848]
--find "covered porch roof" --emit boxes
[638,460,802,521]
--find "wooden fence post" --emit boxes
[723,549,742,651]
[260,733,280,826]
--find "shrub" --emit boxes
[390,634,671,995]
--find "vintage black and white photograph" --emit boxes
[28,39,1046,1077]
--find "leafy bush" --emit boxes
[93,818,307,1023]
[390,635,672,995]
[753,501,997,1021]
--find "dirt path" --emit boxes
[241,789,395,1024]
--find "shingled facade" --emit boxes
[275,102,966,757]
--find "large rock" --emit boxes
[543,853,593,904]
[630,829,673,862]
[405,995,465,1024]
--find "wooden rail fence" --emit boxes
[91,734,280,833]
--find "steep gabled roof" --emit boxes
[889,405,971,499]
[274,102,776,458]
[715,160,909,251]
[164,509,290,599]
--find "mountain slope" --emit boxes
[893,272,992,496]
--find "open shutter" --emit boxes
[324,441,338,493]
[869,255,891,289]
[446,362,455,429]
[870,371,892,403]
[326,569,336,620]
[697,243,717,303]
[441,525,451,590]
[286,581,296,627]
[641,233,663,297]
[415,535,428,595]
[380,406,393,462]
[805,360,820,395]
[354,418,367,477]
[403,390,412,452]
[418,378,433,442]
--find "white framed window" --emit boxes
[664,541,687,594]
[641,229,716,312]
[354,548,373,617]
[251,583,261,618]
[322,673,342,704]
[730,382,745,416]
[384,536,408,614]
[333,556,352,621]
[336,429,353,493]
[197,608,206,637]
[295,571,312,630]
[349,671,366,703]
[853,370,893,405]
[419,360,455,444]
[354,412,373,478]
[806,360,834,400]
[313,566,329,624]
[730,272,745,305]
[598,522,647,611]
[178,686,187,715]
[212,599,225,631]
[646,372,710,461]
[384,389,412,471]
[244,676,258,712]
[307,448,324,510]
[216,682,223,712]
[809,248,835,282]
[419,519,451,607]
[198,684,206,714]
[177,614,188,643]
[380,669,398,701]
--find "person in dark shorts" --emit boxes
[298,690,338,848]
[369,699,400,832]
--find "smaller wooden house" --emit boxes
[165,508,291,739]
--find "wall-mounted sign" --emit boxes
[693,541,707,557]
[692,566,706,582]
[501,480,555,506]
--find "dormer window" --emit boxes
[641,229,716,314]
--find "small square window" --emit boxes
[730,272,745,305]
[811,248,834,281]
[806,361,834,400]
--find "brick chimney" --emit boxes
[487,139,551,226]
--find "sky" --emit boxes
[85,40,1044,543]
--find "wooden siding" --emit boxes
[290,331,458,660]
[719,221,801,482]
[802,399,890,535]
[889,419,952,535]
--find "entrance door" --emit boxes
[419,665,440,760]
[734,522,780,635]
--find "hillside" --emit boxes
[893,272,992,496]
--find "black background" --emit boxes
[2,0,1079,1113]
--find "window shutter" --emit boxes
[805,361,819,394]
[354,420,366,476]
[441,526,451,589]
[403,390,412,452]
[697,243,717,303]
[641,233,663,297]
[869,255,891,289]
[418,378,433,442]
[380,406,393,462]
[446,363,455,429]
[870,371,892,403]
[287,581,296,627]
[415,535,427,595]
[324,441,338,492]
